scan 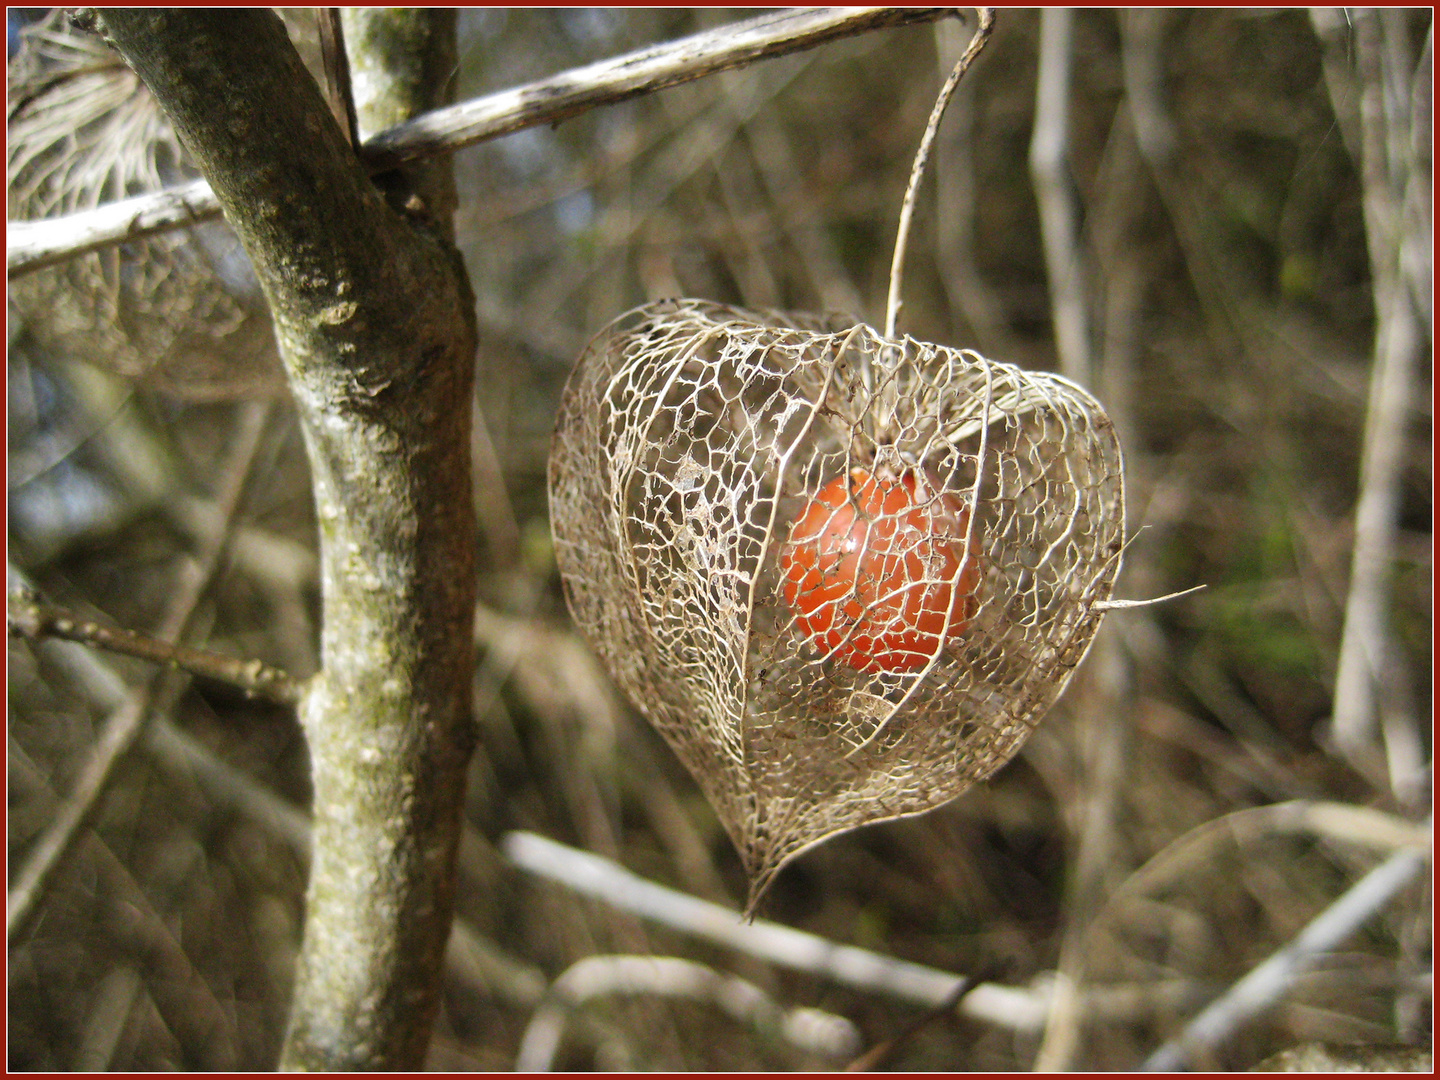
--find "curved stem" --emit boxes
[885,8,995,339]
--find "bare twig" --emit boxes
[933,17,1011,354]
[8,7,957,276]
[1141,837,1430,1071]
[1317,8,1427,804]
[6,177,218,276]
[6,401,273,943]
[503,830,1049,1030]
[360,7,956,170]
[884,8,995,338]
[1026,30,1168,1065]
[1033,633,1135,1072]
[843,961,1007,1071]
[516,954,862,1070]
[503,831,1206,1033]
[1029,7,1092,385]
[8,593,303,706]
[1093,800,1430,935]
[1033,84,1156,1064]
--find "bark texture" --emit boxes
[89,9,477,1069]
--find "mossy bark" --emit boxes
[89,9,477,1069]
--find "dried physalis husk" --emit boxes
[7,10,280,400]
[549,298,1125,908]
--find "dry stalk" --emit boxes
[1141,838,1430,1070]
[6,402,273,943]
[1317,7,1428,803]
[884,8,995,339]
[516,954,861,1070]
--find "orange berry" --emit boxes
[779,468,981,674]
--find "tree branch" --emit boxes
[86,9,479,1069]
[9,7,957,276]
[361,6,955,170]
[503,831,1206,1031]
[7,592,303,707]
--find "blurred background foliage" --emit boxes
[7,7,1431,1071]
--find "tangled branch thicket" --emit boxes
[550,299,1123,904]
[7,8,1431,1072]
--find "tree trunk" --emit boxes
[88,9,477,1069]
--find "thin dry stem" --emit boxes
[1035,75,1157,1066]
[6,401,272,943]
[885,8,995,339]
[7,593,303,706]
[1319,7,1427,803]
[504,830,1204,1034]
[1033,632,1135,1071]
[516,955,861,1070]
[1142,838,1430,1070]
[1029,7,1092,385]
[504,830,1048,1029]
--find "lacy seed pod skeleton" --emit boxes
[549,299,1125,906]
